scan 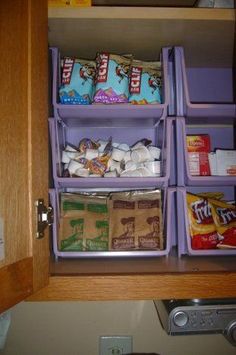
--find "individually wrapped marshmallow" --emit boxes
[123,150,131,163]
[85,149,99,160]
[131,142,144,150]
[148,146,161,160]
[108,160,122,174]
[131,138,152,150]
[111,148,126,162]
[125,160,137,171]
[67,151,82,160]
[61,151,71,164]
[74,168,90,177]
[104,171,118,177]
[144,161,161,175]
[68,160,84,175]
[118,143,130,152]
[136,166,155,177]
[131,146,151,163]
[120,169,142,177]
[65,144,77,152]
[98,140,108,154]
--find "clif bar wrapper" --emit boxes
[129,60,162,105]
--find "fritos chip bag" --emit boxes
[197,192,224,200]
[186,193,219,249]
[210,199,236,249]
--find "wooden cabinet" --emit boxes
[0,1,236,313]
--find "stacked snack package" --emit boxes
[211,199,236,249]
[59,51,163,105]
[59,193,109,251]
[186,135,211,176]
[109,189,163,250]
[93,53,131,104]
[59,57,96,104]
[187,192,236,249]
[59,189,164,252]
[129,60,162,104]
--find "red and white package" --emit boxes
[186,135,211,176]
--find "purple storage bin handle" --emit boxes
[173,47,185,117]
[174,46,236,118]
[50,47,60,108]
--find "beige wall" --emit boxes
[1,301,235,355]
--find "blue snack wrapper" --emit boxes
[59,57,96,105]
[94,53,131,104]
[129,60,162,104]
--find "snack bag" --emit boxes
[93,53,131,104]
[88,155,110,176]
[197,192,224,200]
[109,189,163,250]
[78,138,100,152]
[59,193,109,251]
[129,60,162,104]
[210,199,236,249]
[186,193,219,249]
[59,58,96,104]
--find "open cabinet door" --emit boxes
[0,0,49,313]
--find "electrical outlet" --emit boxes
[99,336,132,355]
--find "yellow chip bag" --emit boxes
[210,198,236,249]
[186,193,219,249]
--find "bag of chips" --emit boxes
[186,192,219,249]
[210,199,236,249]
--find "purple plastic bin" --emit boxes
[176,117,236,187]
[174,47,236,118]
[177,186,236,257]
[49,187,176,259]
[49,117,174,189]
[50,47,173,122]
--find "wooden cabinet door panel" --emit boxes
[0,0,49,313]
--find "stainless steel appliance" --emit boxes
[154,299,236,346]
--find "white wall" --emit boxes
[1,301,235,355]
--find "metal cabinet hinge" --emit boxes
[35,199,53,239]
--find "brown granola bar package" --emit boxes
[59,193,109,251]
[109,189,163,250]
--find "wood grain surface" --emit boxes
[0,258,33,314]
[0,0,30,269]
[28,272,236,301]
[29,0,49,293]
[0,0,49,311]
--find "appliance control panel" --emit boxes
[169,306,236,338]
[154,299,236,346]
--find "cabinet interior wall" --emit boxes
[46,7,236,279]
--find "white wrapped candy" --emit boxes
[68,160,84,175]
